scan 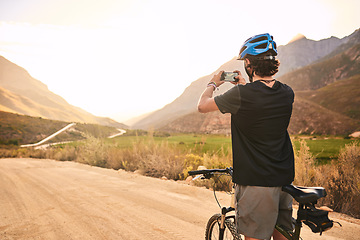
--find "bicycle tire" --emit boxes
[205,214,242,240]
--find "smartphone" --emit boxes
[221,72,239,82]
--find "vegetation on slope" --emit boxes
[297,74,360,120]
[0,111,120,146]
[279,44,360,91]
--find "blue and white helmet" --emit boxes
[237,33,277,60]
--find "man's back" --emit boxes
[215,80,295,187]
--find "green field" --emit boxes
[292,137,356,162]
[107,133,355,162]
[106,134,232,155]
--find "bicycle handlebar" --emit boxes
[188,167,233,176]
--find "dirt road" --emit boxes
[0,158,359,239]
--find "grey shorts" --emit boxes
[234,185,293,240]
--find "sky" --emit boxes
[0,0,359,123]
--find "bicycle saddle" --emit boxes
[282,185,327,204]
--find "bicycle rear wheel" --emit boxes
[205,214,242,240]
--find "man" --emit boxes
[197,33,294,240]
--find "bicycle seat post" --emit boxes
[293,203,305,239]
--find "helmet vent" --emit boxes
[254,43,268,49]
[249,36,268,43]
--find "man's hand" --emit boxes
[233,70,246,85]
[209,71,225,88]
[197,71,225,113]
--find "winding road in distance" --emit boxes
[20,123,126,149]
[0,158,358,239]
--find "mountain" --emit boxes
[132,29,360,135]
[160,111,231,135]
[160,90,359,135]
[276,36,345,77]
[131,59,245,130]
[278,43,360,91]
[0,56,127,128]
[296,75,360,120]
[276,28,360,77]
[287,34,306,44]
[289,94,359,135]
[159,75,360,135]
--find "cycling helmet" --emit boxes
[237,33,277,60]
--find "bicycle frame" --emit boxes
[219,207,236,238]
[189,168,332,240]
[275,223,300,240]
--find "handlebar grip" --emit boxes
[188,169,210,175]
[188,168,230,176]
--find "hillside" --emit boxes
[160,91,359,136]
[160,74,359,136]
[296,75,360,119]
[160,111,231,135]
[132,29,360,134]
[131,60,242,130]
[289,96,359,135]
[0,111,120,146]
[278,43,360,91]
[0,56,127,128]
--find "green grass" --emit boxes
[108,133,354,162]
[292,137,356,162]
[166,134,232,154]
[106,134,232,155]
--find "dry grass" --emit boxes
[294,140,360,218]
[1,135,359,218]
[46,134,232,181]
[326,141,360,217]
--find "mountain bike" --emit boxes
[188,167,340,240]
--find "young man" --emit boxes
[198,33,295,240]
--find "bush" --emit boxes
[294,140,360,218]
[76,135,108,167]
[48,145,78,161]
[326,141,360,218]
[294,140,317,186]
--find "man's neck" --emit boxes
[253,75,273,81]
[252,75,276,87]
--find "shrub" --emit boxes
[326,141,360,218]
[294,140,360,218]
[182,153,204,178]
[76,135,108,167]
[294,140,317,186]
[49,145,78,161]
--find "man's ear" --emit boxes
[245,58,252,68]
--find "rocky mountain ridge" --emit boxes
[132,29,360,135]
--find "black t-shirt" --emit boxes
[214,80,295,187]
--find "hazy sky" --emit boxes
[0,0,359,122]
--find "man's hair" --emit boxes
[247,53,280,77]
